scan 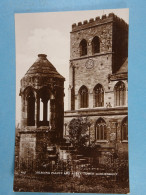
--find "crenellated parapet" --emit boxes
[71,13,128,32]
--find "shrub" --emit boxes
[68,117,89,149]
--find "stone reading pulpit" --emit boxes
[18,54,65,171]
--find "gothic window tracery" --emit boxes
[95,118,106,140]
[79,85,88,108]
[80,39,87,56]
[114,81,126,106]
[94,84,104,107]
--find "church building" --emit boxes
[64,13,128,155]
[15,13,128,173]
[14,12,129,193]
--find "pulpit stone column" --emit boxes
[21,94,26,128]
[43,99,48,122]
[50,99,56,130]
[35,94,40,127]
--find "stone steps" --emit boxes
[79,159,88,164]
[46,146,57,161]
[47,146,56,151]
[46,139,106,174]
[59,146,75,151]
[60,142,71,147]
[69,150,77,154]
[48,154,57,160]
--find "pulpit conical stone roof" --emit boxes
[20,54,65,93]
[25,54,64,79]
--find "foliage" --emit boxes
[104,151,129,183]
[79,143,101,157]
[68,117,89,149]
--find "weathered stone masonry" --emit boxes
[18,54,65,170]
[65,13,128,155]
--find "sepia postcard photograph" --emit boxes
[13,8,129,193]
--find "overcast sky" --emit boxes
[15,8,129,123]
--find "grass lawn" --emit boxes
[14,173,129,193]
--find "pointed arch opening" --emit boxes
[27,91,35,126]
[114,81,126,106]
[92,36,100,54]
[95,118,106,140]
[94,84,104,107]
[79,85,88,108]
[79,39,87,56]
[38,87,50,126]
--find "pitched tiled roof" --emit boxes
[117,57,128,73]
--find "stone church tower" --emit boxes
[65,13,128,155]
[19,54,65,170]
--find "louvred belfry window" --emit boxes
[92,36,100,54]
[80,39,87,56]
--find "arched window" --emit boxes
[92,36,100,54]
[94,84,104,107]
[95,118,106,140]
[79,86,88,108]
[114,81,126,106]
[121,117,128,141]
[27,91,35,126]
[80,39,87,56]
[38,87,50,126]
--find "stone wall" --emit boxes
[69,14,128,111]
[64,108,128,153]
[19,130,56,171]
[112,20,128,73]
[18,54,65,171]
[70,22,113,59]
[19,133,36,171]
[68,57,128,110]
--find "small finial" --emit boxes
[38,54,47,58]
